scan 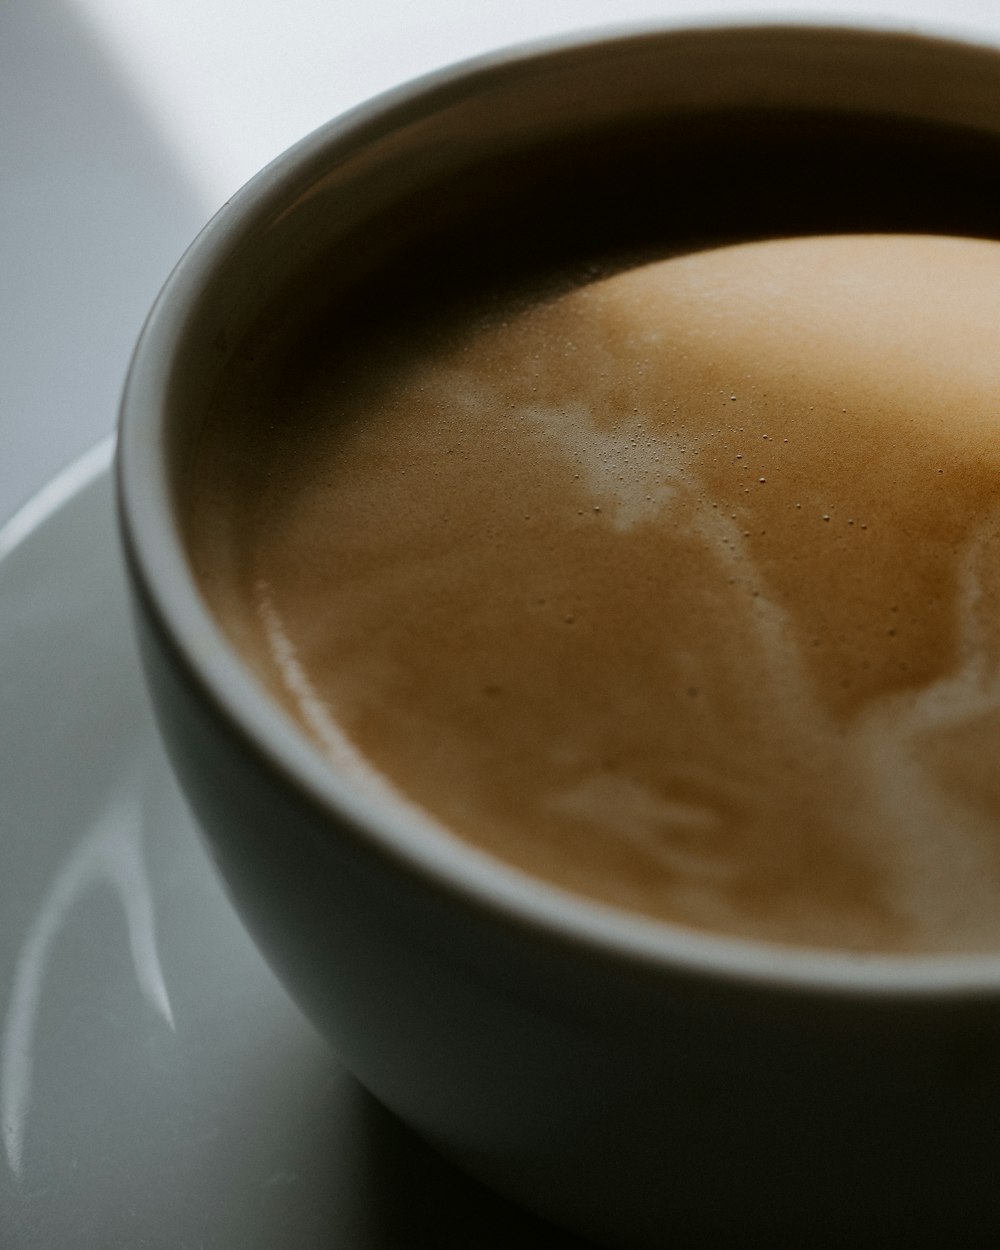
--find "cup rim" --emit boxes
[118,14,1000,1000]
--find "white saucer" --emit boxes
[0,444,586,1248]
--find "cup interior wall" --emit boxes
[159,26,1000,508]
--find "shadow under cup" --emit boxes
[118,22,1000,1248]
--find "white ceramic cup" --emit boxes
[118,20,1000,1246]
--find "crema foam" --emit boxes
[189,232,1000,952]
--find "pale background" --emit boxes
[5,0,1000,525]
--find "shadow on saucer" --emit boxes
[353,1088,599,1248]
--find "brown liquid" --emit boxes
[187,120,1000,953]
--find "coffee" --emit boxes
[186,111,1000,953]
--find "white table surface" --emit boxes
[5,0,1000,528]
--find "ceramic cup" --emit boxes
[118,20,1000,1246]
